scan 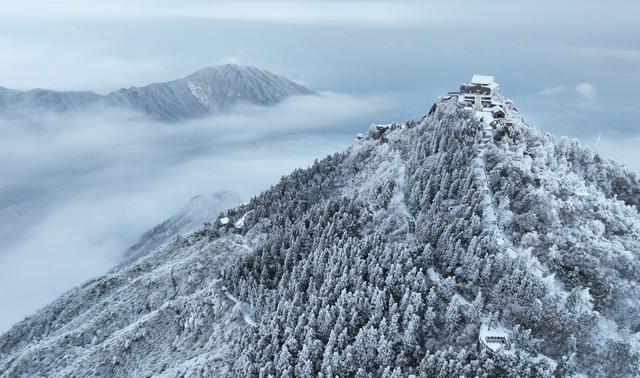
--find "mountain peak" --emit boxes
[0,65,314,121]
[183,64,310,92]
[189,63,258,74]
[2,77,639,377]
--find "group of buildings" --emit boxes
[448,75,514,126]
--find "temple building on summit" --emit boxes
[460,74,499,111]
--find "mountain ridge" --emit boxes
[0,64,314,121]
[123,191,242,263]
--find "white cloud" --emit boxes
[537,83,598,101]
[536,82,599,101]
[0,92,390,332]
[575,82,598,100]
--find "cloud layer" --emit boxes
[0,92,389,332]
[0,36,168,92]
[0,1,430,27]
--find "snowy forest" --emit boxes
[1,99,639,377]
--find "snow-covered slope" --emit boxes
[103,65,314,121]
[2,90,640,377]
[124,191,241,262]
[0,65,314,121]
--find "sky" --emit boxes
[0,0,639,332]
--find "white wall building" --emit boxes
[459,75,499,111]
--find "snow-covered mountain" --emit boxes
[123,191,241,262]
[2,82,640,377]
[0,87,102,113]
[0,65,314,121]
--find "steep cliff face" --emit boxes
[1,97,639,377]
[0,65,314,121]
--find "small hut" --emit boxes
[491,105,505,119]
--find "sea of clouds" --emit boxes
[0,92,391,332]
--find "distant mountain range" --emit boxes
[0,64,314,121]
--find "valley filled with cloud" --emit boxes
[0,92,389,331]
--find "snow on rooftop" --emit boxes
[480,323,510,339]
[479,323,510,354]
[234,214,247,228]
[234,210,254,228]
[471,74,495,85]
